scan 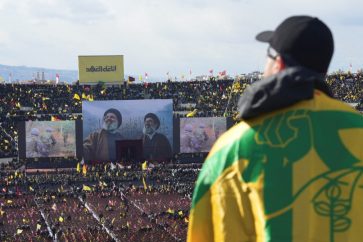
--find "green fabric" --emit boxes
[191,109,363,241]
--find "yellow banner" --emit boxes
[78,55,124,84]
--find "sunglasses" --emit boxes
[267,46,279,60]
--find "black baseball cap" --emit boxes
[256,15,334,74]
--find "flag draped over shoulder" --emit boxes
[187,93,363,242]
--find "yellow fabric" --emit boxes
[188,161,265,242]
[82,164,87,176]
[142,177,147,191]
[188,91,363,242]
[142,161,148,170]
[83,185,92,191]
[73,93,80,100]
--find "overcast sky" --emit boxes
[0,0,362,78]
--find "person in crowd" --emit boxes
[40,127,57,156]
[190,123,209,152]
[142,113,172,160]
[188,15,363,242]
[63,129,69,147]
[83,108,124,161]
[180,124,194,153]
[26,128,46,157]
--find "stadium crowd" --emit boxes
[0,163,200,241]
[1,72,362,158]
[0,71,361,241]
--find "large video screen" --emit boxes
[82,99,173,161]
[25,121,76,158]
[180,117,227,153]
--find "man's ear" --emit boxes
[274,56,286,72]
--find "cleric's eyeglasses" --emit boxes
[267,46,279,60]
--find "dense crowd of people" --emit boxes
[0,163,200,241]
[0,72,361,158]
[0,71,361,241]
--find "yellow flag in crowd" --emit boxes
[82,164,87,176]
[7,200,12,204]
[186,109,198,117]
[142,161,148,170]
[142,176,147,191]
[83,185,92,191]
[17,229,23,234]
[29,186,34,192]
[59,216,64,223]
[178,210,183,216]
[76,163,81,173]
[73,93,80,100]
[167,208,175,214]
[36,224,41,230]
[232,80,241,93]
[51,116,60,121]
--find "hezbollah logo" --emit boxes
[242,109,363,241]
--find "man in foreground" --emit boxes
[188,16,363,242]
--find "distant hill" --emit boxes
[0,64,167,83]
[0,64,78,83]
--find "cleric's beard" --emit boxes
[143,125,156,136]
[103,121,118,133]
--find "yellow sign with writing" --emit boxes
[78,55,124,84]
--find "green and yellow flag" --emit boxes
[187,91,363,242]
